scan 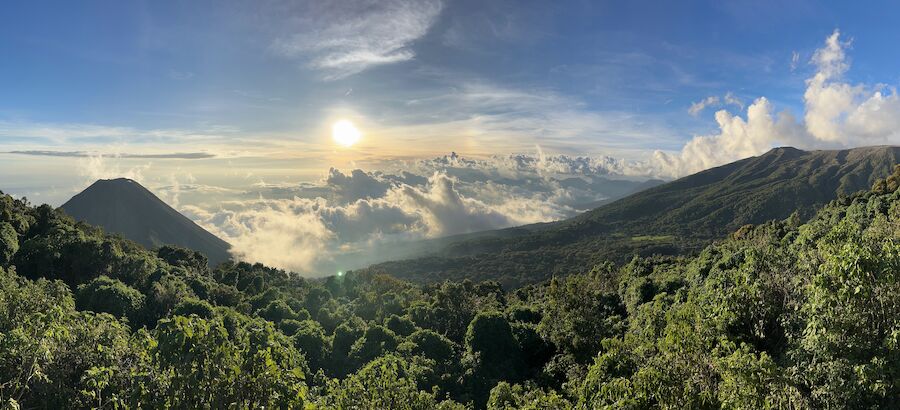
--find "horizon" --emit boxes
[5,1,900,273]
[5,3,900,406]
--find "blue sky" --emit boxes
[5,0,900,273]
[4,0,899,158]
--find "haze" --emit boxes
[4,1,900,274]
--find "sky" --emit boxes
[3,0,900,274]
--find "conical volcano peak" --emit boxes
[61,179,231,267]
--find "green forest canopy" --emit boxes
[1,165,900,408]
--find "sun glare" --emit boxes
[332,120,361,147]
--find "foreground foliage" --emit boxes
[1,165,900,408]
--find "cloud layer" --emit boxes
[28,29,900,277]
[171,151,654,274]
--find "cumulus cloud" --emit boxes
[804,30,900,144]
[654,29,900,177]
[655,98,804,176]
[325,168,392,202]
[177,149,657,274]
[412,150,659,180]
[271,0,443,79]
[77,154,151,186]
[188,170,575,273]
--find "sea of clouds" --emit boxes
[150,151,657,274]
[74,30,900,276]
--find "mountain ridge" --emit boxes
[363,145,900,287]
[60,178,231,266]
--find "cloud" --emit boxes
[411,150,659,179]
[723,92,744,110]
[654,97,805,176]
[326,168,392,202]
[688,96,720,116]
[8,150,215,159]
[189,171,567,273]
[0,121,238,153]
[688,92,743,116]
[270,0,443,79]
[803,30,900,145]
[390,81,685,155]
[77,154,151,186]
[167,69,195,80]
[790,50,800,71]
[653,29,900,177]
[180,150,659,274]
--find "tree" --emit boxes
[146,274,195,323]
[75,276,145,323]
[386,314,417,336]
[319,355,451,409]
[539,264,626,369]
[488,382,572,410]
[157,245,208,273]
[463,311,526,408]
[292,320,330,372]
[0,222,17,266]
[151,315,307,408]
[350,325,400,366]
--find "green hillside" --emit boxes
[1,162,899,408]
[368,146,900,287]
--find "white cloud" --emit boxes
[77,154,151,187]
[0,120,236,153]
[390,81,684,155]
[803,30,900,145]
[188,170,572,273]
[688,92,743,117]
[654,98,805,176]
[724,92,744,110]
[688,96,720,116]
[176,149,660,274]
[271,0,443,79]
[654,29,900,177]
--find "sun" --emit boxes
[332,120,361,147]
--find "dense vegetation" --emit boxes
[370,146,900,288]
[2,163,900,408]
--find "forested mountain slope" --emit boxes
[368,146,900,287]
[0,165,899,408]
[61,178,232,266]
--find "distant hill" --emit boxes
[366,146,900,287]
[60,178,231,266]
[320,176,666,273]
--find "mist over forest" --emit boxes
[4,1,900,408]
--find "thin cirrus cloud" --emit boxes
[269,0,444,80]
[687,92,744,117]
[0,121,238,147]
[384,81,686,157]
[8,150,215,159]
